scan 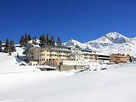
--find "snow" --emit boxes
[1,36,136,102]
[0,45,136,102]
[0,63,136,102]
[0,47,40,74]
[64,39,98,52]
[64,32,136,56]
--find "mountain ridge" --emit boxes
[64,32,136,56]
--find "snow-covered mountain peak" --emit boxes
[89,32,130,44]
[105,32,124,38]
[64,32,136,56]
[69,39,79,43]
[104,32,130,44]
[64,39,82,47]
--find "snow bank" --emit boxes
[0,48,40,74]
[0,64,136,102]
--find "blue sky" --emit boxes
[0,0,136,43]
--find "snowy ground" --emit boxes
[1,47,136,102]
[0,63,136,102]
[0,47,41,74]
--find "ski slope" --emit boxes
[0,47,40,74]
[0,41,136,102]
[0,64,136,102]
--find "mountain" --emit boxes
[64,39,83,47]
[88,32,132,44]
[131,37,136,43]
[64,32,136,56]
[64,39,98,52]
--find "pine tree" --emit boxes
[0,39,2,52]
[24,33,29,44]
[4,38,10,53]
[50,36,55,46]
[39,34,56,47]
[28,34,32,41]
[46,33,49,45]
[4,39,16,55]
[32,36,37,45]
[8,40,16,55]
[39,34,50,46]
[39,35,45,44]
[10,40,16,52]
[19,33,32,46]
[19,35,25,47]
[57,37,62,47]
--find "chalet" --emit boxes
[110,54,131,64]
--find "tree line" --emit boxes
[0,33,63,55]
[0,38,16,55]
[19,33,32,47]
[19,33,62,47]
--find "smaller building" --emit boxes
[110,53,131,64]
[81,52,97,60]
[46,59,62,67]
